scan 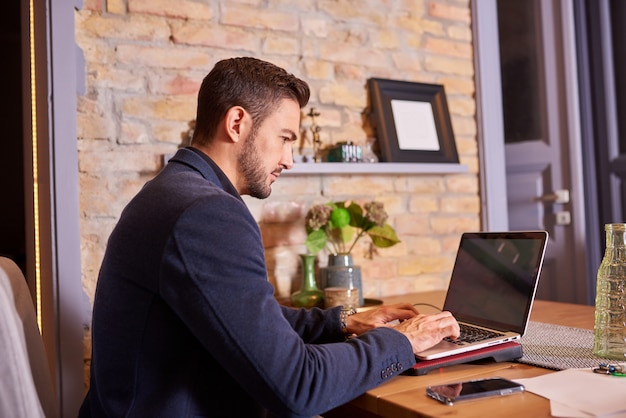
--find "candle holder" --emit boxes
[307,108,323,162]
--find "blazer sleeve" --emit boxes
[160,193,416,417]
[279,304,347,344]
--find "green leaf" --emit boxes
[337,225,355,244]
[346,202,365,228]
[305,229,327,254]
[327,225,354,245]
[367,224,401,248]
[328,201,342,210]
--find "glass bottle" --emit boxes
[593,223,626,360]
[291,254,324,309]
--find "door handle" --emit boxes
[533,189,570,204]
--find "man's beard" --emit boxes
[238,130,272,199]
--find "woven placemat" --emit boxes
[517,321,620,370]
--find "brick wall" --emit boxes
[75,0,479,310]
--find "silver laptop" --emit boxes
[416,231,548,360]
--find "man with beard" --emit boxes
[79,57,459,418]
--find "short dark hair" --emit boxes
[191,57,310,146]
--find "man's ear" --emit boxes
[224,106,249,143]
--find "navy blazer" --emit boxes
[79,147,415,418]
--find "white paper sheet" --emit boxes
[514,368,626,417]
[390,99,440,151]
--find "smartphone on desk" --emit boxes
[426,377,524,405]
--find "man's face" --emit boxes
[238,99,300,198]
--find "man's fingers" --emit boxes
[391,311,461,354]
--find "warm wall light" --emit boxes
[28,0,42,332]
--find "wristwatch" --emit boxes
[340,307,357,336]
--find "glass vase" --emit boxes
[291,254,324,309]
[362,137,379,163]
[320,253,364,307]
[593,223,626,360]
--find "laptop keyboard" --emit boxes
[444,323,504,345]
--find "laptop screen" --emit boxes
[442,231,548,334]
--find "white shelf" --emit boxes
[284,162,469,175]
[164,153,468,175]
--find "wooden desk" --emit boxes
[325,291,595,418]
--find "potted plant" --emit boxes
[304,200,400,255]
[303,201,400,306]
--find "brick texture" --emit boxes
[75,0,480,374]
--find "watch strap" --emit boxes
[340,307,357,336]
